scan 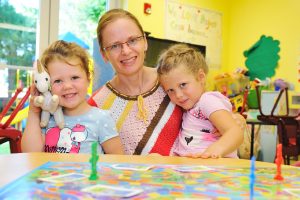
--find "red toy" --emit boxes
[0,87,30,153]
[274,143,284,181]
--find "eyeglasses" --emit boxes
[103,36,145,54]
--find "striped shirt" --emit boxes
[88,81,182,155]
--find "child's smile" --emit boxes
[48,59,91,116]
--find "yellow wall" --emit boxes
[127,0,165,38]
[127,0,230,89]
[228,0,300,90]
[127,0,300,90]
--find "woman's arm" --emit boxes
[101,136,124,154]
[21,86,45,152]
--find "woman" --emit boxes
[88,9,182,155]
[88,9,246,156]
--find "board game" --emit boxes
[0,162,299,199]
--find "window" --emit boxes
[58,0,106,54]
[0,0,119,112]
[0,0,38,109]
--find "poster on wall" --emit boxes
[165,0,222,69]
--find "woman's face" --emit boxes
[100,18,147,76]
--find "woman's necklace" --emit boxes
[137,71,148,123]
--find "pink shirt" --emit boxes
[174,91,238,158]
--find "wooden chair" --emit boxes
[0,87,30,153]
[256,86,300,165]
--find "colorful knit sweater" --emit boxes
[88,81,182,156]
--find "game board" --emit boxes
[0,162,299,199]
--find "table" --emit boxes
[0,152,285,188]
[1,153,299,199]
[246,118,275,158]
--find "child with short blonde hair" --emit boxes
[157,44,244,158]
[22,40,124,154]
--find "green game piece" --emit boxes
[89,142,99,180]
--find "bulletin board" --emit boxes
[165,0,222,69]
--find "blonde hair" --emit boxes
[40,40,93,81]
[97,9,144,50]
[157,44,208,79]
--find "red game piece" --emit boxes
[274,144,284,181]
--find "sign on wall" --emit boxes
[165,0,222,69]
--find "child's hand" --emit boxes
[199,150,221,159]
[185,145,223,159]
[184,151,221,159]
[183,153,200,158]
[199,144,225,159]
[28,85,42,114]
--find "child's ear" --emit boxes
[197,69,206,81]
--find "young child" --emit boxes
[22,40,124,154]
[157,44,244,158]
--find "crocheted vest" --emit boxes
[88,81,182,155]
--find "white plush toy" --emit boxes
[33,60,64,129]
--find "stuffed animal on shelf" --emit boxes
[33,60,64,129]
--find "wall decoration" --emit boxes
[244,35,280,81]
[165,0,222,69]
